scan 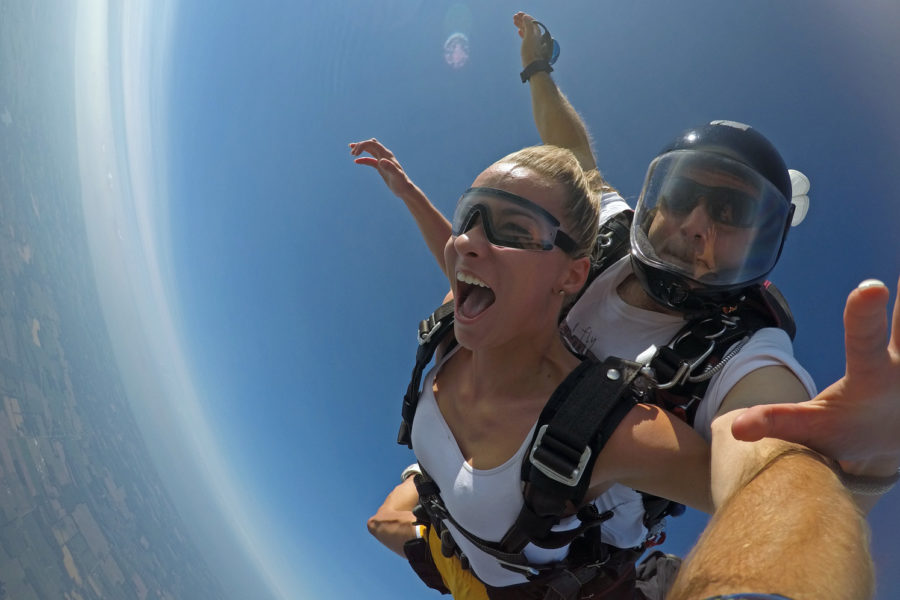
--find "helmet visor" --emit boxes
[632,151,790,288]
[452,187,577,254]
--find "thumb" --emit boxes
[731,402,822,447]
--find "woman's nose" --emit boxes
[454,214,489,255]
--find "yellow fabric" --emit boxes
[426,526,490,600]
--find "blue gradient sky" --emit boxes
[71,1,899,598]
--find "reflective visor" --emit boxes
[451,187,577,253]
[658,176,760,228]
[632,151,791,288]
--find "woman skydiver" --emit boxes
[359,143,713,599]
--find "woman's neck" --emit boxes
[461,331,579,399]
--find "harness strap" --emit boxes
[502,357,643,553]
[569,210,634,313]
[540,566,597,600]
[398,300,456,448]
[403,535,451,595]
[411,358,642,578]
[413,473,546,576]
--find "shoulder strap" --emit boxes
[397,301,456,448]
[410,357,645,578]
[647,279,797,425]
[592,210,634,277]
[500,357,643,553]
[739,280,796,340]
[567,210,634,315]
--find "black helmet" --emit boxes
[630,121,795,314]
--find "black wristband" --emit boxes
[520,59,553,83]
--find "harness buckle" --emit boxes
[596,229,614,249]
[652,360,692,390]
[496,558,541,577]
[653,315,737,390]
[529,425,592,487]
[417,319,444,346]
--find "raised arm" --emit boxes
[350,139,451,275]
[514,12,597,172]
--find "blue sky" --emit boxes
[71,1,899,598]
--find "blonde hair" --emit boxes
[495,145,600,259]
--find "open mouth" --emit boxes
[456,271,495,319]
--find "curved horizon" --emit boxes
[72,1,304,598]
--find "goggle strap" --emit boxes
[554,231,577,255]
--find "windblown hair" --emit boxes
[586,168,618,197]
[495,145,600,259]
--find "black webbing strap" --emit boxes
[398,301,456,448]
[413,471,547,577]
[648,284,793,426]
[740,280,796,340]
[403,536,451,594]
[569,210,634,314]
[409,358,641,578]
[501,357,643,553]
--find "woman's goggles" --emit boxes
[451,187,577,254]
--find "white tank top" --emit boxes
[411,347,648,587]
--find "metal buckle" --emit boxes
[529,425,591,487]
[418,320,444,346]
[597,230,614,248]
[497,558,540,577]
[654,317,733,389]
[653,360,693,390]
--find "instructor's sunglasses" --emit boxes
[451,187,577,253]
[658,176,759,228]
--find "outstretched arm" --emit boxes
[514,12,597,173]
[670,277,900,600]
[732,277,900,510]
[350,139,451,275]
[669,412,874,600]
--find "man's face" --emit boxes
[646,166,759,282]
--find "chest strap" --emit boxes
[503,357,644,554]
[412,357,644,579]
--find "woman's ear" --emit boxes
[559,256,591,295]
